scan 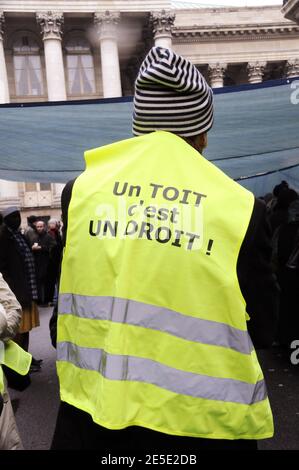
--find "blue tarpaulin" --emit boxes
[0,77,298,196]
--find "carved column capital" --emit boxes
[247,61,266,84]
[208,63,227,81]
[150,9,175,38]
[0,11,5,41]
[94,11,120,40]
[285,58,299,78]
[36,11,64,41]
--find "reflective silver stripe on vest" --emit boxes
[57,341,267,405]
[59,293,254,355]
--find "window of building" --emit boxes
[65,36,96,95]
[25,182,37,192]
[39,182,51,191]
[23,182,52,208]
[13,35,44,96]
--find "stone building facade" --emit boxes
[0,0,299,224]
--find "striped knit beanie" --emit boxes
[133,47,214,137]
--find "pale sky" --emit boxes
[173,0,283,6]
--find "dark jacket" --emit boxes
[0,225,33,308]
[237,198,279,348]
[272,220,299,345]
[27,231,56,281]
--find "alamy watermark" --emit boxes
[0,340,4,364]
[87,181,216,255]
[290,80,299,105]
[290,340,299,365]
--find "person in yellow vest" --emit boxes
[51,47,279,451]
[0,272,32,450]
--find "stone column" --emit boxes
[0,12,10,104]
[94,11,122,98]
[285,59,299,78]
[247,62,266,84]
[208,63,227,88]
[52,183,65,208]
[36,11,66,101]
[0,180,20,210]
[150,10,175,49]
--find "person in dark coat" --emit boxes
[0,207,40,381]
[45,219,63,305]
[269,188,298,235]
[24,215,38,246]
[0,208,35,311]
[272,199,299,346]
[27,220,56,306]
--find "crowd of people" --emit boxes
[0,210,63,448]
[24,215,62,308]
[260,180,299,347]
[0,210,62,373]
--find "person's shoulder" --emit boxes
[62,179,76,198]
[61,179,76,210]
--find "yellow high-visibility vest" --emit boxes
[0,340,31,394]
[57,131,273,440]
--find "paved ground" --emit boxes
[9,307,59,450]
[8,307,299,450]
[258,347,299,450]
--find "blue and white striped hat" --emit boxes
[133,47,214,137]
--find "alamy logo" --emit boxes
[88,180,216,254]
[290,340,299,365]
[0,340,4,364]
[290,81,299,105]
